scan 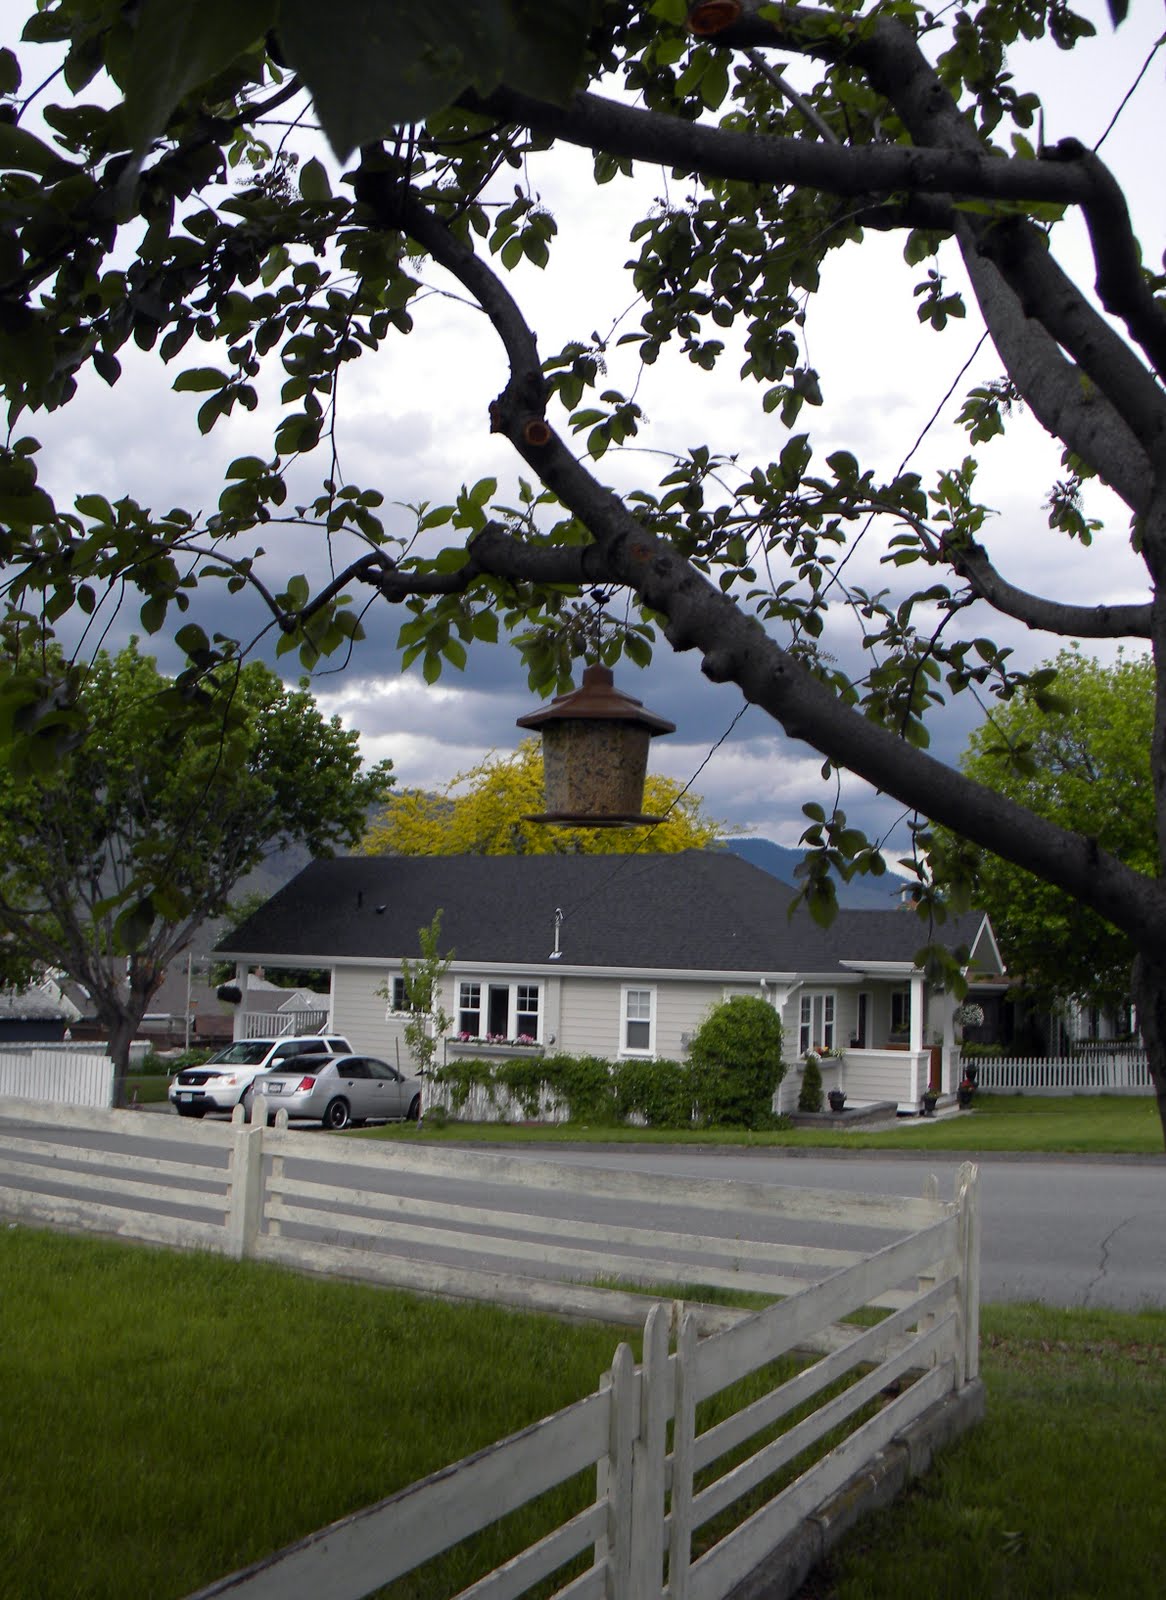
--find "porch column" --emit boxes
[233,962,247,1041]
[909,972,924,1054]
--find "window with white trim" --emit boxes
[799,992,835,1055]
[458,981,482,1036]
[457,980,542,1042]
[623,986,654,1054]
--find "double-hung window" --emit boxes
[622,986,654,1054]
[458,982,482,1036]
[799,992,835,1055]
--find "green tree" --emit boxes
[363,739,728,856]
[3,5,1166,1139]
[377,911,453,1076]
[0,642,393,1098]
[688,994,784,1128]
[934,650,1155,1020]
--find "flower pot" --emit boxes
[920,1092,938,1117]
[828,1090,846,1113]
[957,1086,975,1109]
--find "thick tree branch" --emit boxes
[955,220,1154,514]
[947,540,1152,636]
[467,84,1096,208]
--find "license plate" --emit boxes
[265,1084,282,1094]
[179,1093,193,1103]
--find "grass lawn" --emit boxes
[365,1092,1164,1155]
[3,1227,1164,1600]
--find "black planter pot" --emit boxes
[957,1088,975,1109]
[921,1092,938,1117]
[828,1090,846,1113]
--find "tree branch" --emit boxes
[467,84,1096,208]
[358,189,1166,947]
[947,540,1152,637]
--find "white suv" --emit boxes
[168,1035,353,1118]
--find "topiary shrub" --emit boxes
[798,1055,824,1113]
[688,995,785,1129]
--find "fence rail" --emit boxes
[973,1051,1152,1092]
[0,1102,981,1600]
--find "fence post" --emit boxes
[628,1303,668,1597]
[956,1161,981,1384]
[226,1104,264,1260]
[916,1172,939,1348]
[668,1310,698,1600]
[603,1342,637,1599]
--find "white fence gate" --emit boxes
[0,1047,113,1109]
[0,1102,983,1599]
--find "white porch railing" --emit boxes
[239,1009,329,1040]
[0,1101,982,1600]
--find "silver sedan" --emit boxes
[255,1054,422,1129]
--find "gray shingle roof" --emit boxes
[216,851,985,975]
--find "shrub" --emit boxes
[798,1055,824,1112]
[688,996,785,1128]
[541,1054,620,1124]
[613,1055,695,1127]
[495,1055,553,1119]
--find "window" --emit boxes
[623,987,654,1054]
[459,982,481,1036]
[891,989,911,1036]
[516,985,539,1039]
[798,992,835,1055]
[457,980,541,1041]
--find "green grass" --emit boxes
[367,1092,1164,1155]
[4,1229,1165,1600]
[816,1302,1166,1599]
[0,1227,634,1600]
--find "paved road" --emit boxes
[492,1146,1166,1312]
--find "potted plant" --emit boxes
[957,1075,976,1109]
[920,1088,939,1116]
[828,1088,847,1113]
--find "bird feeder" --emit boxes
[516,664,676,826]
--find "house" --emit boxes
[214,851,1003,1113]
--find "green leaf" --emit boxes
[0,123,73,179]
[280,0,592,160]
[299,157,332,204]
[173,368,228,394]
[119,0,275,154]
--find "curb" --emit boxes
[724,1381,987,1600]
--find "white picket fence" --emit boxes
[0,1047,113,1108]
[972,1051,1153,1093]
[0,1101,981,1600]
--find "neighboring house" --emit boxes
[214,851,1003,1112]
[0,974,84,1043]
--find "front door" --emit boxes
[488,985,510,1038]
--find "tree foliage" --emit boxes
[933,650,1155,1016]
[362,738,727,855]
[2,2,1166,1134]
[0,641,393,1086]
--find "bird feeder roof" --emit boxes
[515,665,676,735]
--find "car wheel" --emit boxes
[407,1095,421,1122]
[323,1097,351,1131]
[176,1104,206,1119]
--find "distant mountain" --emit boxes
[724,838,909,911]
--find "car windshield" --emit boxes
[207,1042,272,1066]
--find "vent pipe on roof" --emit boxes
[549,906,563,961]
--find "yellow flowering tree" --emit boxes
[362,740,728,857]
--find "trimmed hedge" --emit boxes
[430,1051,698,1128]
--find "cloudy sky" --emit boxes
[5,1,1161,859]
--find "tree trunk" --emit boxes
[1130,952,1166,1150]
[102,1009,139,1109]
